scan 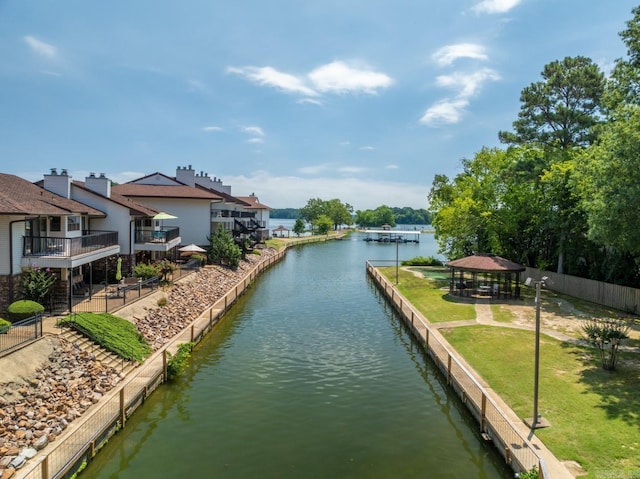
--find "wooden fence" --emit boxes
[525,267,640,314]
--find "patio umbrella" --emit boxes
[115,257,122,281]
[153,212,178,231]
[179,243,206,255]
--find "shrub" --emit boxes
[166,342,194,381]
[401,256,444,266]
[20,267,56,305]
[582,317,631,370]
[134,262,161,280]
[7,300,45,322]
[0,318,11,333]
[157,296,167,307]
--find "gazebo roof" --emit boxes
[446,253,525,272]
[272,225,290,232]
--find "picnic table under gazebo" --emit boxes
[272,225,290,238]
[446,253,525,299]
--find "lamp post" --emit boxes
[525,276,550,429]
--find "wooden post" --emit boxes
[481,394,487,432]
[162,349,167,382]
[447,354,452,384]
[119,388,126,427]
[191,325,195,342]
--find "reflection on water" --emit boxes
[83,236,510,479]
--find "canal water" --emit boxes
[82,231,512,478]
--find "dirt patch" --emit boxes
[0,336,61,385]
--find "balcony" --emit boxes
[22,231,120,269]
[134,227,181,252]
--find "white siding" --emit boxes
[0,216,27,276]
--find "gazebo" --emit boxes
[272,225,290,238]
[446,253,525,299]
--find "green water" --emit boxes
[82,234,512,478]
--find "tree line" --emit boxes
[271,205,431,227]
[428,6,640,287]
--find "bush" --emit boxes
[20,267,56,305]
[0,318,11,333]
[401,256,443,266]
[166,342,194,381]
[7,300,45,322]
[157,296,167,307]
[582,317,630,370]
[134,262,161,280]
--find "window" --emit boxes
[67,216,81,232]
[50,216,61,232]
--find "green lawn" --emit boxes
[376,265,640,478]
[380,266,475,323]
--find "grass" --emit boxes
[58,312,151,362]
[380,266,475,323]
[442,326,640,477]
[375,265,640,477]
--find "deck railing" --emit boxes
[22,231,118,258]
[134,227,180,244]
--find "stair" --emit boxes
[60,328,137,377]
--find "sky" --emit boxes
[0,0,638,211]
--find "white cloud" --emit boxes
[229,61,393,98]
[202,126,222,132]
[225,171,428,210]
[298,163,331,175]
[297,98,323,106]
[227,66,318,96]
[338,166,367,174]
[247,137,264,144]
[241,126,265,136]
[433,44,488,66]
[308,61,393,95]
[24,35,57,59]
[472,0,521,14]
[419,98,470,126]
[359,146,375,151]
[385,164,399,169]
[339,141,351,146]
[421,67,500,126]
[436,68,500,98]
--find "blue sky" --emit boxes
[0,0,637,210]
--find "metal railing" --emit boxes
[134,227,180,244]
[0,314,43,357]
[366,260,550,478]
[70,277,160,313]
[22,231,118,258]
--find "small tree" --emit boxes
[208,228,242,270]
[292,218,306,236]
[314,214,333,235]
[20,267,57,306]
[582,318,631,370]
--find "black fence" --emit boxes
[0,314,43,357]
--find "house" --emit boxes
[113,165,270,250]
[235,194,271,242]
[0,171,116,312]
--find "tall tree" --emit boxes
[606,6,640,110]
[499,56,605,150]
